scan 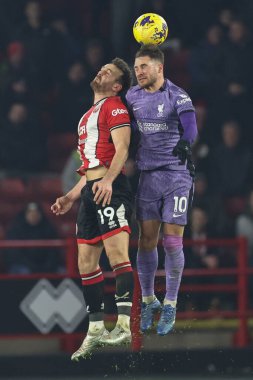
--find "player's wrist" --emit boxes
[173,139,191,153]
[102,173,115,185]
[179,139,191,147]
[64,193,77,203]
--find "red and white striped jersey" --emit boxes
[77,96,130,174]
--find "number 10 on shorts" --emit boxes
[173,196,187,213]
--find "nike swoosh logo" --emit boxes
[133,107,142,111]
[173,213,183,218]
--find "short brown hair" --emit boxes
[135,44,164,64]
[111,57,132,93]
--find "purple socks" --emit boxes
[137,236,184,303]
[163,235,184,302]
[136,248,158,297]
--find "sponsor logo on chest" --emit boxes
[137,121,168,132]
[111,108,128,116]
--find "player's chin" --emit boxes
[90,79,100,90]
[137,79,148,88]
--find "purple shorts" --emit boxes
[136,169,194,225]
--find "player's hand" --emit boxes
[172,139,192,163]
[51,195,73,215]
[92,178,112,207]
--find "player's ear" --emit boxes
[158,63,163,74]
[112,82,122,93]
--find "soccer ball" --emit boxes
[133,13,168,45]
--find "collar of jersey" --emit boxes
[93,96,117,106]
[136,79,167,92]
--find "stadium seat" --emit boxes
[41,200,78,238]
[166,49,191,89]
[224,196,247,218]
[55,221,76,238]
[0,178,26,201]
[27,176,62,202]
[0,201,25,225]
[47,133,78,172]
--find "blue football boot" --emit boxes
[157,304,176,336]
[140,298,162,332]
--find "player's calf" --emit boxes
[101,261,133,346]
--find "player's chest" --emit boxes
[78,107,106,138]
[132,98,172,120]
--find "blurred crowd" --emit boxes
[0,0,253,309]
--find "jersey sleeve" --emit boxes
[125,89,139,132]
[125,90,131,108]
[105,98,131,132]
[173,90,195,116]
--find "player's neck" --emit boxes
[144,77,165,93]
[93,92,115,104]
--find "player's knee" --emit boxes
[162,234,183,253]
[139,234,158,251]
[106,248,130,268]
[78,254,98,274]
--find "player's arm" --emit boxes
[173,111,198,159]
[179,111,198,144]
[172,111,198,177]
[172,91,197,152]
[125,94,140,158]
[51,175,87,215]
[104,125,130,181]
[92,126,130,207]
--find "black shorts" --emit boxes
[76,173,133,244]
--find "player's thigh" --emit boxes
[136,170,163,222]
[96,174,133,241]
[103,231,130,267]
[76,185,101,244]
[136,197,163,223]
[78,242,104,273]
[138,219,161,251]
[163,223,184,237]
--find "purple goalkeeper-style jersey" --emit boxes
[126,79,195,170]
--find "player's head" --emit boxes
[134,44,164,89]
[91,58,132,95]
[111,57,132,93]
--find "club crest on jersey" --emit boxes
[157,103,164,117]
